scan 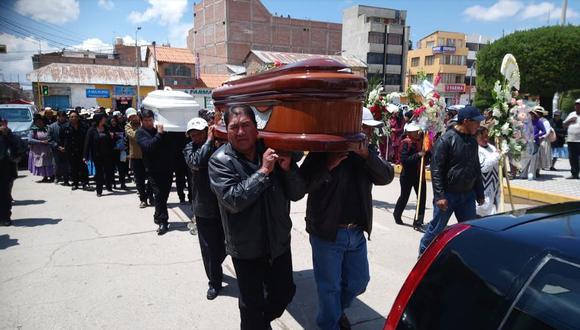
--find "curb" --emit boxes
[392,165,579,204]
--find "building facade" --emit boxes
[406,31,469,106]
[464,34,494,104]
[188,0,342,74]
[27,63,156,111]
[341,5,409,92]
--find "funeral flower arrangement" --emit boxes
[407,73,446,138]
[489,54,527,160]
[365,84,399,142]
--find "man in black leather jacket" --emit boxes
[1,117,26,226]
[419,106,485,254]
[183,116,226,301]
[208,105,305,330]
[299,107,394,329]
[136,109,175,235]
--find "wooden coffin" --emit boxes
[212,58,368,152]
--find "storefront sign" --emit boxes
[86,89,110,98]
[444,84,465,93]
[114,86,136,96]
[179,88,212,95]
[432,46,456,54]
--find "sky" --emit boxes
[1,0,578,88]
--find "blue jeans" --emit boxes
[419,191,477,254]
[310,228,370,330]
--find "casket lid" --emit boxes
[141,87,201,132]
[142,87,197,106]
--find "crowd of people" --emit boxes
[1,99,579,330]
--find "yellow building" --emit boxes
[405,31,468,105]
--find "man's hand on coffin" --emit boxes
[276,151,292,172]
[327,152,348,171]
[207,125,215,142]
[353,141,370,160]
[156,123,164,134]
[258,148,278,175]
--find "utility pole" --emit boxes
[468,60,476,104]
[382,23,390,87]
[152,41,159,89]
[135,26,142,109]
[37,38,42,108]
[561,0,568,25]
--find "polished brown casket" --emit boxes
[212,58,368,152]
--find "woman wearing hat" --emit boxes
[27,114,55,182]
[520,110,546,180]
[534,106,553,173]
[393,122,427,229]
[475,126,500,216]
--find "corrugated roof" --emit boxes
[198,74,231,89]
[150,46,195,64]
[248,50,367,69]
[27,63,157,86]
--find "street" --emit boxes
[1,171,535,330]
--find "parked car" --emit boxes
[0,103,38,143]
[385,202,580,330]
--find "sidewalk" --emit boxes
[509,160,580,203]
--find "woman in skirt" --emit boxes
[27,114,55,182]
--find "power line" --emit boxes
[0,14,84,45]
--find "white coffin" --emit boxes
[141,88,201,132]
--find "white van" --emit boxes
[0,104,38,143]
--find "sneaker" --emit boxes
[566,176,579,180]
[139,201,147,208]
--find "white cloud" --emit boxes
[521,2,555,19]
[98,0,114,10]
[168,23,191,48]
[464,0,524,21]
[71,38,112,52]
[128,0,188,26]
[14,0,80,25]
[0,33,57,86]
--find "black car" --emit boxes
[385,202,580,330]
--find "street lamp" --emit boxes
[135,26,142,110]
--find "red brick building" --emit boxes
[188,0,342,74]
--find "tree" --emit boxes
[475,25,580,112]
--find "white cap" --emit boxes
[404,122,421,132]
[125,108,137,119]
[105,108,112,113]
[361,107,383,127]
[112,110,121,116]
[575,98,580,104]
[186,117,208,132]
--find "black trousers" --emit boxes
[69,155,88,187]
[231,249,296,330]
[112,151,127,186]
[149,171,172,225]
[174,161,191,201]
[94,158,114,194]
[0,162,13,221]
[394,175,426,224]
[131,158,151,203]
[569,141,580,178]
[196,216,226,288]
[53,150,70,182]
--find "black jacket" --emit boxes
[299,145,394,242]
[183,140,220,219]
[431,127,484,202]
[400,137,430,179]
[61,122,87,159]
[208,141,306,260]
[550,118,565,148]
[136,127,174,173]
[0,130,25,180]
[84,126,114,162]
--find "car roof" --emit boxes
[467,202,580,261]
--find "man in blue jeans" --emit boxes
[300,108,394,330]
[419,106,485,255]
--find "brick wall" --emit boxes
[191,0,342,74]
[32,44,145,70]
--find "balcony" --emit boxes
[368,22,404,34]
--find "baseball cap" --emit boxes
[112,111,121,117]
[361,107,383,127]
[125,108,138,119]
[186,117,208,132]
[575,98,580,104]
[457,106,485,122]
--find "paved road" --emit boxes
[0,171,535,330]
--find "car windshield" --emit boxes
[0,108,32,122]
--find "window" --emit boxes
[425,55,435,66]
[384,74,401,86]
[426,74,434,82]
[411,57,420,67]
[387,34,403,45]
[437,38,445,46]
[466,42,479,51]
[164,64,192,77]
[387,54,402,65]
[368,32,384,44]
[455,74,465,83]
[409,75,418,84]
[426,41,434,48]
[442,55,466,65]
[366,52,384,65]
[446,38,456,46]
[502,258,580,330]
